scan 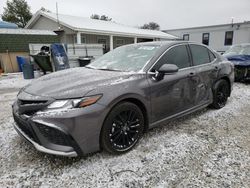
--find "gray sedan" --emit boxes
[12,41,234,157]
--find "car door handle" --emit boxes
[213,66,219,71]
[198,83,205,89]
[188,72,195,77]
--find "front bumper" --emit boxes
[13,110,79,157]
[12,100,109,157]
[234,66,250,81]
[14,122,77,157]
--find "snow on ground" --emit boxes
[0,73,32,89]
[0,74,249,187]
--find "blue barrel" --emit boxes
[22,63,34,79]
[16,56,27,72]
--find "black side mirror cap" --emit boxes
[158,64,179,74]
[153,64,179,81]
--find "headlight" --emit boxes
[47,100,69,109]
[47,94,102,109]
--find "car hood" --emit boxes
[223,54,250,67]
[22,67,133,99]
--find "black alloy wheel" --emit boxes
[101,102,144,154]
[210,79,230,109]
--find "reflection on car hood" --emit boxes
[223,54,250,67]
[23,67,133,99]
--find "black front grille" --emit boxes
[17,99,50,115]
[13,114,38,142]
[18,99,48,106]
[235,67,250,81]
[36,123,72,146]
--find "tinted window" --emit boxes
[190,44,210,66]
[153,45,190,70]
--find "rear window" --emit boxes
[190,44,210,66]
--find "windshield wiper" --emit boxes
[96,68,122,72]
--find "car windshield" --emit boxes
[224,45,250,56]
[87,44,160,72]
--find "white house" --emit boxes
[25,9,177,52]
[163,21,250,53]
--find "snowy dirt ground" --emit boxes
[0,74,249,188]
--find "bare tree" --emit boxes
[141,22,160,30]
[91,14,112,21]
[91,14,100,20]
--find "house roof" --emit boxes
[26,10,178,39]
[164,21,250,31]
[0,28,57,35]
[0,21,18,29]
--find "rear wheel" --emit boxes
[101,102,144,154]
[210,79,230,109]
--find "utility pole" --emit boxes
[56,2,61,30]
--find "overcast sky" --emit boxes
[0,0,250,30]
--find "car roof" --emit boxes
[130,40,208,49]
[135,40,187,47]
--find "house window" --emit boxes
[116,38,125,47]
[183,34,189,41]
[74,34,86,44]
[202,33,210,45]
[224,31,233,46]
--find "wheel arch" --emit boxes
[101,94,150,135]
[99,96,149,152]
[216,76,232,96]
[117,98,149,132]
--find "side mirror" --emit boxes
[158,64,179,74]
[154,64,179,81]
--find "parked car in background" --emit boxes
[12,41,234,157]
[223,44,250,82]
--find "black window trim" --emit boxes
[224,31,234,46]
[187,44,217,68]
[208,48,216,62]
[202,33,210,45]
[147,43,192,73]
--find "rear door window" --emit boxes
[190,44,210,66]
[153,45,190,71]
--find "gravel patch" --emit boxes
[0,75,249,187]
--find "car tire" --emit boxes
[210,79,230,109]
[101,102,144,154]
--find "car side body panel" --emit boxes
[147,68,196,123]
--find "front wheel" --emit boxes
[101,102,144,154]
[210,79,230,109]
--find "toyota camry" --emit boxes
[12,41,234,157]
